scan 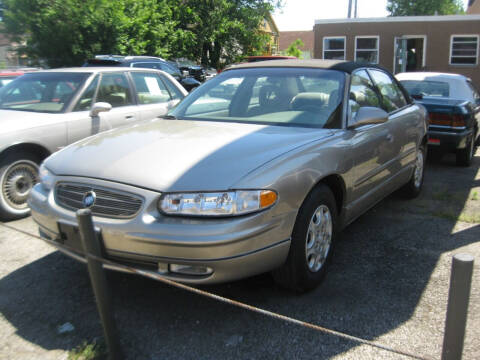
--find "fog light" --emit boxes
[169,264,213,276]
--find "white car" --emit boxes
[0,67,187,220]
[396,72,479,102]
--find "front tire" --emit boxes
[0,152,40,221]
[272,184,337,292]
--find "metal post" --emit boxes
[347,0,352,18]
[441,254,474,360]
[77,209,123,360]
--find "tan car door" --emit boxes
[368,69,416,175]
[346,70,396,219]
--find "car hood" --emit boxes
[46,119,333,192]
[0,109,62,132]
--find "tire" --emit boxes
[456,136,474,167]
[0,152,40,221]
[400,145,426,199]
[272,184,338,292]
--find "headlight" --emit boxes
[159,190,277,216]
[39,163,55,190]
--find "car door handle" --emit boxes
[125,115,136,121]
[386,134,394,142]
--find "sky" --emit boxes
[273,0,471,31]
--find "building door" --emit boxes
[394,36,425,74]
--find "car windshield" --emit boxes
[400,80,450,98]
[0,72,90,113]
[170,68,345,128]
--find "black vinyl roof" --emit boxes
[225,59,390,74]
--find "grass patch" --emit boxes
[431,210,480,224]
[471,191,478,201]
[68,339,106,360]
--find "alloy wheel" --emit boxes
[305,205,332,272]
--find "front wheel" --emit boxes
[0,153,40,221]
[272,184,337,292]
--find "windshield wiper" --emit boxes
[161,115,177,120]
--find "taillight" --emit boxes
[428,113,466,128]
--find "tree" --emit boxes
[286,38,304,58]
[386,0,465,16]
[1,0,281,68]
[169,0,281,69]
[1,0,187,67]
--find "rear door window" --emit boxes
[131,72,172,104]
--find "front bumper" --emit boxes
[28,177,295,284]
[427,127,473,152]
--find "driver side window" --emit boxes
[349,70,381,124]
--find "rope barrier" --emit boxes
[1,222,436,360]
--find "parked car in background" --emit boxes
[84,56,201,92]
[169,58,206,83]
[0,67,187,220]
[205,67,217,81]
[0,71,24,88]
[30,60,427,291]
[397,72,480,166]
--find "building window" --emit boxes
[323,37,346,60]
[450,35,479,65]
[355,36,379,64]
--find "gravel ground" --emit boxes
[0,151,479,360]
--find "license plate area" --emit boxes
[57,222,103,254]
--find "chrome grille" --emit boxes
[55,182,143,218]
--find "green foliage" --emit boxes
[68,340,106,360]
[286,38,304,58]
[169,0,278,69]
[1,0,281,68]
[386,0,465,16]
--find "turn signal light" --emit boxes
[260,190,277,208]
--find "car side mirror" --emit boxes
[89,102,112,117]
[348,107,388,129]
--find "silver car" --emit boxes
[0,67,187,220]
[29,60,428,291]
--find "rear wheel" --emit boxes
[272,184,337,292]
[400,145,425,199]
[0,152,40,221]
[456,136,474,167]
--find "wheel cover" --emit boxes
[2,160,39,211]
[414,149,424,188]
[305,204,332,272]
